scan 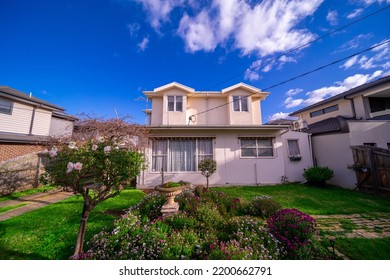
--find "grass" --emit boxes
[0,203,28,213]
[1,183,389,260]
[0,188,144,260]
[0,185,56,203]
[335,237,390,260]
[217,183,390,215]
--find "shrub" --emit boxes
[267,208,317,259]
[198,159,217,189]
[163,228,202,259]
[199,190,241,217]
[135,192,166,220]
[303,166,334,186]
[164,212,197,230]
[194,202,226,230]
[244,195,282,218]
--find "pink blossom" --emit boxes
[66,162,74,173]
[104,146,111,154]
[92,144,98,151]
[73,162,83,171]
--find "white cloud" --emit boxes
[284,71,384,109]
[244,69,260,81]
[127,23,140,37]
[335,34,373,54]
[347,8,363,19]
[268,112,292,121]
[139,0,324,56]
[135,0,184,30]
[137,37,150,51]
[286,88,303,96]
[326,10,338,26]
[340,39,390,70]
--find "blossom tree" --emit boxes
[42,117,148,258]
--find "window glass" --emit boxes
[233,96,240,111]
[240,138,274,157]
[176,96,183,112]
[167,96,175,111]
[287,139,300,156]
[241,97,248,111]
[0,97,12,114]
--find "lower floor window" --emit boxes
[152,138,213,172]
[240,137,274,157]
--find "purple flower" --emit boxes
[104,146,111,154]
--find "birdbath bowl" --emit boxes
[155,185,185,216]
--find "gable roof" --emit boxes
[290,75,390,116]
[153,82,195,93]
[0,86,65,111]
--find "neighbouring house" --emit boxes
[138,82,312,188]
[290,75,390,189]
[0,86,77,194]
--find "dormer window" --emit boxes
[233,96,248,112]
[167,96,183,112]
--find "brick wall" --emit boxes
[0,143,45,162]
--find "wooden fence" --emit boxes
[351,145,390,192]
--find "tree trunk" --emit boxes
[72,201,92,258]
[206,175,209,189]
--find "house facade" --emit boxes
[0,86,77,162]
[290,75,390,189]
[138,82,312,188]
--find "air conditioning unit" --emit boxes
[292,119,307,131]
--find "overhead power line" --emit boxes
[205,4,390,90]
[189,39,390,119]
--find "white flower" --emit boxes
[49,147,58,158]
[92,144,98,151]
[66,162,74,173]
[73,162,83,171]
[104,146,111,154]
[97,136,105,143]
[68,141,77,149]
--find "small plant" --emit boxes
[244,195,282,218]
[303,166,334,186]
[134,192,166,220]
[160,181,183,188]
[198,159,217,189]
[267,208,317,259]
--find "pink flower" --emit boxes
[92,144,98,151]
[73,162,83,171]
[66,162,74,173]
[104,146,111,154]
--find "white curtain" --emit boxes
[288,140,300,156]
[198,138,213,162]
[169,139,196,171]
[152,139,167,172]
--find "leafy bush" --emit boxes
[303,166,334,186]
[164,212,197,230]
[244,195,282,218]
[199,190,242,217]
[134,192,166,220]
[267,208,317,259]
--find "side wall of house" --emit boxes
[348,120,390,149]
[0,102,33,134]
[311,133,356,188]
[49,117,74,137]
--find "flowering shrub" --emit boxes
[267,208,317,259]
[134,192,166,221]
[244,195,282,218]
[86,189,327,260]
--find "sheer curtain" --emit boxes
[169,139,196,171]
[152,139,167,172]
[287,140,300,156]
[198,138,213,162]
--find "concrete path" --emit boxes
[0,189,74,222]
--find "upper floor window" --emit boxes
[167,96,183,112]
[240,137,274,157]
[310,104,338,118]
[233,96,248,112]
[369,97,390,113]
[0,97,13,115]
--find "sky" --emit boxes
[1,0,389,124]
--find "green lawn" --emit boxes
[0,185,56,203]
[217,184,390,215]
[1,183,389,260]
[0,188,144,260]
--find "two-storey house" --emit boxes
[290,75,390,188]
[0,86,77,161]
[139,82,312,188]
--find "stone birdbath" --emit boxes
[155,182,185,216]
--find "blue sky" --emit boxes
[1,0,389,124]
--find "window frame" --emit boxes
[167,95,183,112]
[309,104,339,118]
[0,97,13,115]
[232,96,249,112]
[240,137,275,158]
[151,138,214,173]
